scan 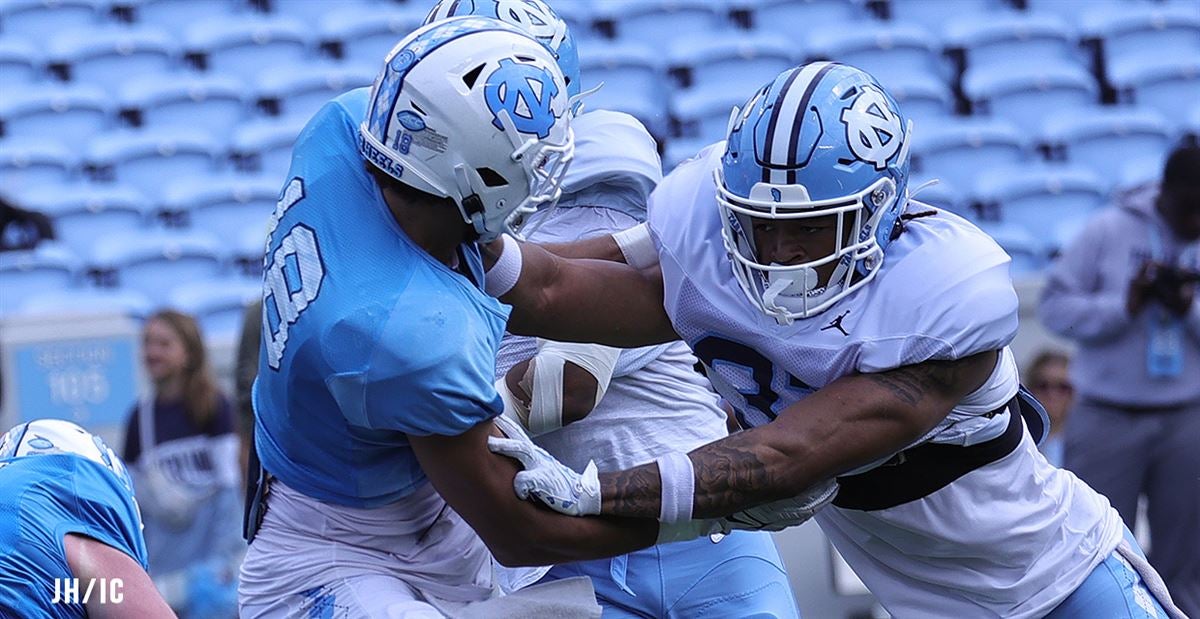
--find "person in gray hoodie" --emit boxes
[1039,144,1200,618]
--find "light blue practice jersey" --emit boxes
[253,87,509,509]
[0,454,148,619]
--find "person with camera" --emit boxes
[1039,144,1200,618]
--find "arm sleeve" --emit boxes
[1037,218,1131,343]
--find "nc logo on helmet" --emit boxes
[484,58,559,138]
[840,85,903,172]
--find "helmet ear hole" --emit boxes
[476,168,509,188]
[462,63,486,88]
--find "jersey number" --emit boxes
[692,336,814,427]
[264,178,325,370]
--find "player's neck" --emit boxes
[383,189,467,266]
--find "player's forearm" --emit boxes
[539,234,624,262]
[500,510,658,567]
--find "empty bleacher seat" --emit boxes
[0,242,79,315]
[805,21,944,81]
[119,73,246,134]
[0,138,75,194]
[0,38,39,85]
[887,0,1013,34]
[908,176,963,217]
[577,40,668,137]
[554,0,600,40]
[47,26,176,94]
[975,221,1046,278]
[962,62,1098,134]
[910,118,1027,197]
[160,174,277,240]
[255,64,374,121]
[1109,53,1200,122]
[167,278,260,340]
[0,0,99,43]
[85,129,220,199]
[742,0,863,36]
[882,70,954,129]
[0,84,109,142]
[668,32,793,98]
[1081,3,1200,71]
[230,220,267,279]
[125,0,247,35]
[267,0,374,24]
[972,163,1106,248]
[943,12,1079,71]
[601,0,725,49]
[89,229,223,303]
[319,7,425,67]
[670,88,745,143]
[1040,106,1172,186]
[230,115,307,180]
[185,15,309,83]
[16,183,149,257]
[663,136,717,173]
[19,287,154,320]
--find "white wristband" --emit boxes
[612,223,658,270]
[484,234,522,298]
[656,451,695,523]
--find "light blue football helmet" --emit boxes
[0,419,136,496]
[717,62,912,323]
[424,0,581,98]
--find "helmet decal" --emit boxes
[841,84,904,171]
[485,58,561,138]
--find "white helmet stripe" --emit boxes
[765,61,832,172]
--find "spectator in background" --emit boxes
[0,195,54,252]
[235,298,262,486]
[1039,144,1200,617]
[1024,350,1074,467]
[123,309,243,617]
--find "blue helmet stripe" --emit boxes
[785,61,838,184]
[760,66,804,183]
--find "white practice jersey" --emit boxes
[496,111,728,473]
[648,145,1122,618]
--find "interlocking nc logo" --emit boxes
[485,58,560,139]
[840,85,903,171]
[496,0,564,45]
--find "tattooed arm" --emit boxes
[598,350,1000,519]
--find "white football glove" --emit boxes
[488,415,601,516]
[720,479,839,533]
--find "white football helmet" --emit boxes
[0,418,135,495]
[360,16,574,242]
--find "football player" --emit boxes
[484,62,1188,619]
[0,419,175,618]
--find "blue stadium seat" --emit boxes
[0,84,109,143]
[601,0,725,49]
[669,88,744,143]
[230,220,267,279]
[185,15,309,84]
[127,0,248,34]
[806,21,944,81]
[963,61,1098,134]
[1115,156,1163,196]
[741,0,864,36]
[255,63,374,121]
[167,277,260,340]
[268,0,374,25]
[319,7,425,67]
[47,26,176,94]
[1040,106,1172,186]
[554,0,600,40]
[0,242,79,316]
[0,0,99,43]
[943,12,1079,71]
[888,0,1014,34]
[668,32,793,99]
[1186,100,1200,142]
[230,115,307,180]
[16,183,150,257]
[908,176,964,217]
[975,221,1046,278]
[160,174,277,240]
[0,138,75,194]
[1023,0,1129,24]
[89,229,223,303]
[662,136,716,173]
[883,70,954,129]
[0,38,39,85]
[1081,3,1200,71]
[119,73,246,135]
[85,129,220,199]
[972,163,1106,247]
[19,287,154,320]
[577,40,668,137]
[910,118,1027,197]
[1109,53,1200,122]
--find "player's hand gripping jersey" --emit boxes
[648,145,1123,618]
